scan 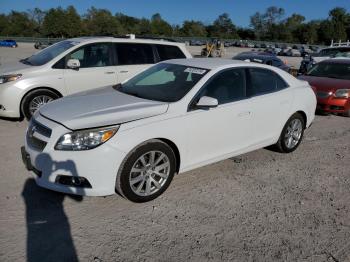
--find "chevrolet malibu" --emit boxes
[22,59,316,202]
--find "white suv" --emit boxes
[0,37,191,119]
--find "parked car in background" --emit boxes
[0,39,17,48]
[0,36,191,119]
[285,48,301,57]
[298,58,350,116]
[21,58,316,202]
[233,52,291,72]
[34,41,53,49]
[299,46,350,75]
[309,46,350,63]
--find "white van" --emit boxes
[0,36,191,119]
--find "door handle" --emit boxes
[104,71,115,74]
[238,111,251,117]
[119,70,129,73]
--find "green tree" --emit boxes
[3,11,35,36]
[115,13,141,34]
[65,6,82,37]
[250,6,285,40]
[84,7,122,36]
[0,14,10,35]
[27,8,46,35]
[180,20,207,37]
[329,7,348,41]
[210,13,238,38]
[150,13,172,36]
[42,7,67,37]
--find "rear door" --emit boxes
[63,42,117,94]
[247,68,292,145]
[114,43,155,83]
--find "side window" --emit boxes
[116,43,154,65]
[156,45,186,61]
[199,68,246,105]
[52,57,65,69]
[248,68,288,96]
[68,43,113,68]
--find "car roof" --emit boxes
[165,58,250,69]
[67,36,184,46]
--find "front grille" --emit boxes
[27,120,52,151]
[330,105,344,110]
[317,91,331,99]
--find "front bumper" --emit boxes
[22,114,128,196]
[0,82,23,118]
[317,96,349,114]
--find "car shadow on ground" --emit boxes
[22,153,84,262]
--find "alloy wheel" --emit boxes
[284,118,303,149]
[29,95,53,115]
[129,151,170,196]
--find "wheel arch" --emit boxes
[20,87,63,117]
[155,138,181,174]
[295,110,307,128]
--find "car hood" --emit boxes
[298,75,350,92]
[0,60,36,75]
[39,86,169,130]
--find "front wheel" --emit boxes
[275,113,305,153]
[21,89,60,120]
[116,140,176,202]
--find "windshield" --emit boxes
[22,40,78,66]
[307,62,350,80]
[118,63,209,102]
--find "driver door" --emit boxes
[184,68,253,168]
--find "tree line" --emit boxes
[0,5,349,45]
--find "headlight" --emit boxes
[55,126,119,151]
[0,74,22,84]
[334,89,349,98]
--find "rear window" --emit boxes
[116,43,155,65]
[248,68,288,96]
[156,45,186,61]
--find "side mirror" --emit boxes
[67,59,80,69]
[195,96,218,109]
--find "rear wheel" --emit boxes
[275,113,305,153]
[21,89,60,120]
[116,140,176,202]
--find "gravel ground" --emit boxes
[0,44,349,262]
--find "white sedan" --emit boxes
[22,59,316,202]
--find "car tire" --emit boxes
[21,89,60,120]
[275,113,305,153]
[116,140,177,202]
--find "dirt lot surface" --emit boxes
[0,44,349,262]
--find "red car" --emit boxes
[299,59,350,117]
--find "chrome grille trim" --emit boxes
[26,120,52,151]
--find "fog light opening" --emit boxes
[55,175,92,188]
[0,105,5,111]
